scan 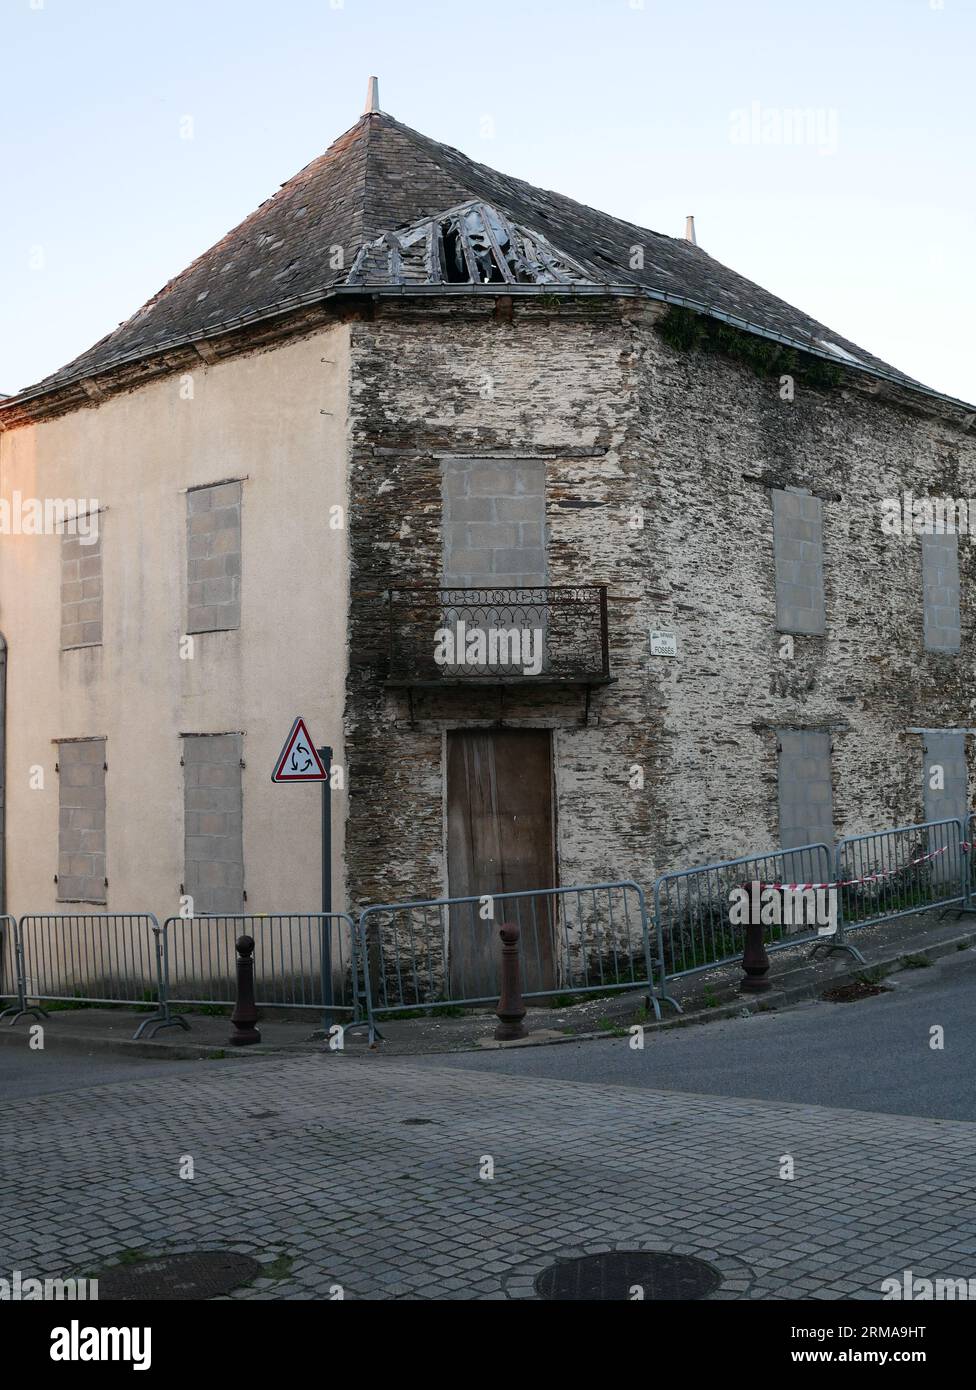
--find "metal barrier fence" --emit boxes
[0,915,23,1017]
[4,820,974,1039]
[833,819,968,944]
[161,912,363,1031]
[358,880,679,1036]
[0,913,170,1040]
[653,843,834,979]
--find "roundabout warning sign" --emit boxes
[271,717,328,783]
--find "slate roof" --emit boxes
[3,108,964,411]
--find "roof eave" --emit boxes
[2,283,974,428]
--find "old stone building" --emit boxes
[1,82,975,968]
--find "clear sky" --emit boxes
[1,0,973,402]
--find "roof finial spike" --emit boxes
[364,76,380,114]
[684,215,697,246]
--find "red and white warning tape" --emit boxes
[751,841,957,892]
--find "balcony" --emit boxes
[385,585,611,687]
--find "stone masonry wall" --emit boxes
[639,302,976,869]
[344,296,976,911]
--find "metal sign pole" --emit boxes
[318,747,333,1020]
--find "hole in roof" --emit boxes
[442,222,470,282]
[441,211,510,284]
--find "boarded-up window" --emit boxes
[442,458,546,586]
[921,531,961,653]
[441,458,548,674]
[772,489,825,635]
[183,734,244,914]
[777,729,834,849]
[186,482,241,633]
[60,523,103,649]
[57,738,106,903]
[922,730,967,828]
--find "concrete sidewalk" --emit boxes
[1,905,974,1061]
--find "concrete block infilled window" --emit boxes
[922,730,968,828]
[186,481,241,633]
[442,458,547,586]
[777,729,834,850]
[60,523,102,649]
[57,738,106,903]
[772,489,825,636]
[183,733,244,914]
[921,531,961,653]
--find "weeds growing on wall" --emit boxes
[656,305,844,389]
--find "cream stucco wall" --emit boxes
[0,325,351,922]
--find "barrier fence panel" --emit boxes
[834,818,967,933]
[161,913,362,1030]
[357,880,679,1038]
[6,913,168,1039]
[0,915,24,1020]
[653,843,834,979]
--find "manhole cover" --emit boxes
[535,1251,721,1301]
[92,1251,262,1300]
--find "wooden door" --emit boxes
[446,730,556,998]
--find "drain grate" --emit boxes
[535,1251,721,1301]
[91,1251,262,1301]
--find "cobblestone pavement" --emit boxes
[3,1054,974,1300]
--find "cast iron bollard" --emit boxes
[230,935,261,1045]
[494,923,528,1041]
[740,891,771,993]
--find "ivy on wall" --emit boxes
[656,305,844,390]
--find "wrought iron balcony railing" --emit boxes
[385,585,611,686]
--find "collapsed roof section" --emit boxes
[346,200,604,288]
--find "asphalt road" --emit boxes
[2,949,973,1121]
[408,948,976,1122]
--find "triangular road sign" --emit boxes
[272,717,328,783]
